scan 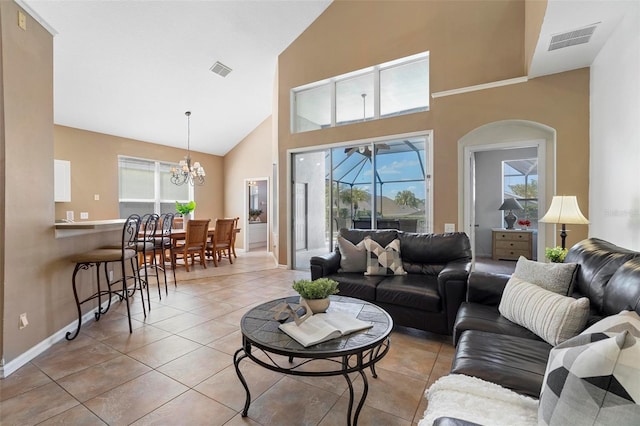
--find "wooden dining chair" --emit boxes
[231,216,239,258]
[172,219,210,272]
[207,218,235,267]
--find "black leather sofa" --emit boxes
[449,238,640,399]
[310,229,472,334]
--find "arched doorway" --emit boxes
[458,120,556,264]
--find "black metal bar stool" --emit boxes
[137,213,161,306]
[155,212,176,293]
[66,215,144,340]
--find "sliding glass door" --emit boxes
[292,134,431,270]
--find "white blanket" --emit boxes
[419,374,538,426]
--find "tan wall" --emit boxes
[525,0,548,73]
[223,116,274,251]
[276,0,589,262]
[1,1,56,363]
[54,125,224,223]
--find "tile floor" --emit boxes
[0,251,454,425]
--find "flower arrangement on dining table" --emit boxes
[517,218,531,229]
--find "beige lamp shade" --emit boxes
[539,196,589,224]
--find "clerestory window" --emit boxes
[291,52,429,133]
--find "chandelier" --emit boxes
[170,111,206,186]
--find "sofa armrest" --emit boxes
[438,259,472,333]
[467,271,511,306]
[310,252,340,280]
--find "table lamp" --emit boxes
[539,195,589,249]
[498,198,523,230]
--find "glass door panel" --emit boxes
[292,151,330,270]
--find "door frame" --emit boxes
[458,120,556,264]
[244,177,270,253]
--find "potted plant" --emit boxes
[176,201,196,229]
[292,278,339,313]
[545,246,568,263]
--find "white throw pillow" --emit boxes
[513,256,578,295]
[336,235,367,273]
[498,277,590,346]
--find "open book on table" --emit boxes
[279,311,373,348]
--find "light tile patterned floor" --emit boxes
[0,251,453,425]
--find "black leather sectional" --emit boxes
[310,228,472,334]
[451,238,640,398]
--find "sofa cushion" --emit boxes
[364,237,406,276]
[565,238,639,313]
[336,235,367,273]
[339,228,398,247]
[400,232,471,274]
[539,313,640,425]
[324,273,385,302]
[376,274,441,311]
[601,257,640,316]
[453,302,542,345]
[513,256,578,295]
[498,277,590,345]
[451,330,552,398]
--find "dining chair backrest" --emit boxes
[185,219,211,249]
[161,213,174,237]
[142,213,160,241]
[122,214,141,252]
[214,218,235,247]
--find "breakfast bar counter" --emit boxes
[55,219,126,238]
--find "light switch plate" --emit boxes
[444,223,455,233]
[80,212,89,220]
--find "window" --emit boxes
[292,52,429,133]
[503,158,538,229]
[118,156,192,218]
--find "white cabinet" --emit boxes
[248,222,268,250]
[54,159,71,202]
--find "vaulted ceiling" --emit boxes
[20,0,632,156]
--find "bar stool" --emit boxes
[137,213,161,305]
[66,214,144,340]
[155,212,176,291]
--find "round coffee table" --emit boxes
[234,295,393,426]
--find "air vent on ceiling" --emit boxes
[548,23,598,51]
[210,61,232,78]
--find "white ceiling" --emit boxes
[19,0,633,157]
[21,0,332,156]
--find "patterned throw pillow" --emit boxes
[498,277,590,345]
[336,235,367,273]
[363,237,406,276]
[539,312,640,425]
[513,256,578,295]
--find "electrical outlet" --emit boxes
[94,194,100,201]
[80,212,89,220]
[444,223,456,233]
[66,211,74,222]
[19,313,29,329]
[18,10,27,30]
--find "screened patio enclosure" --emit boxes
[292,134,431,270]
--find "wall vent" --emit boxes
[548,24,598,51]
[210,61,232,77]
